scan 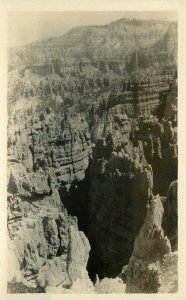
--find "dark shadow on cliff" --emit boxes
[58,163,92,236]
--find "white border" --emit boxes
[0,1,185,299]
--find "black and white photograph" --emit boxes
[2,5,184,295]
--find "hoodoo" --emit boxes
[7,14,178,294]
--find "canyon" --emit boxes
[7,17,178,293]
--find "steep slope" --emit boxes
[7,108,93,293]
[87,111,153,278]
[7,108,92,190]
[7,16,178,294]
[8,189,94,293]
[163,180,178,251]
[125,194,177,293]
[9,18,177,70]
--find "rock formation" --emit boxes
[124,194,177,293]
[7,16,178,294]
[88,111,153,278]
[8,18,177,120]
[95,277,126,293]
[163,180,178,251]
[7,108,93,293]
[7,187,94,292]
[131,109,177,194]
[9,19,177,71]
[7,108,92,190]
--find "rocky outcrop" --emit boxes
[88,111,153,278]
[133,113,177,194]
[7,104,178,292]
[7,108,93,293]
[7,16,178,294]
[163,180,178,251]
[8,18,177,122]
[95,277,126,293]
[7,182,94,294]
[7,187,93,292]
[125,195,178,293]
[7,108,92,191]
[9,19,177,71]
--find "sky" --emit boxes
[8,11,178,48]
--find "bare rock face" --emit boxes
[95,277,126,293]
[88,111,153,278]
[7,187,93,292]
[163,180,178,251]
[164,79,177,119]
[7,16,178,295]
[7,187,94,293]
[125,195,177,293]
[45,278,95,294]
[7,109,93,293]
[7,109,92,191]
[67,225,91,282]
[9,19,177,71]
[133,113,177,195]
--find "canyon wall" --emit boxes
[125,194,177,293]
[163,180,178,251]
[7,108,93,293]
[9,19,177,71]
[7,103,178,292]
[88,112,153,278]
[7,16,178,294]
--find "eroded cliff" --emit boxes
[7,16,178,294]
[88,111,153,278]
[124,194,177,293]
[7,109,93,293]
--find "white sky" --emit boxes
[8,11,178,48]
